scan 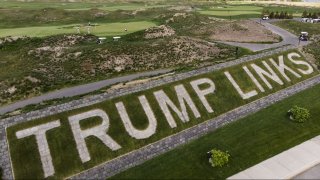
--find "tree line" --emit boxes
[302,11,320,19]
[261,10,293,19]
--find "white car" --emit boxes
[262,16,269,20]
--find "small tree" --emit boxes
[269,12,275,19]
[312,12,318,19]
[302,10,308,18]
[288,106,311,123]
[284,11,288,19]
[280,11,285,19]
[308,12,312,18]
[265,9,270,15]
[209,149,230,168]
[275,11,280,19]
[289,13,293,19]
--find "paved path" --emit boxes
[217,19,309,52]
[0,69,172,115]
[228,135,320,179]
[294,163,320,179]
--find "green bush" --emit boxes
[288,106,311,123]
[209,149,230,168]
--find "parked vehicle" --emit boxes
[262,15,269,20]
[299,32,308,41]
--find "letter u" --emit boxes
[116,95,157,139]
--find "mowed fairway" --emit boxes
[0,21,157,37]
[0,1,169,11]
[66,5,169,11]
[199,5,262,18]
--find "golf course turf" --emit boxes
[0,21,157,38]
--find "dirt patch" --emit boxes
[168,6,193,12]
[0,36,29,45]
[167,14,280,43]
[145,25,176,39]
[210,20,281,43]
[28,35,96,60]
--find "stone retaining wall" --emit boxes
[0,45,299,179]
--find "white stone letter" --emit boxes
[251,61,284,89]
[154,84,200,128]
[116,95,157,139]
[224,71,258,100]
[68,109,121,163]
[269,56,301,82]
[190,78,215,113]
[16,120,61,178]
[288,52,314,75]
[243,66,265,93]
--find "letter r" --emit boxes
[68,109,121,163]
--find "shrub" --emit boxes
[275,11,280,19]
[288,106,311,123]
[208,149,230,167]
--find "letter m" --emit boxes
[154,84,200,128]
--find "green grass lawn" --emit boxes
[0,21,156,37]
[0,1,168,11]
[273,20,320,37]
[198,5,262,19]
[199,10,261,17]
[198,4,320,19]
[6,50,318,179]
[112,78,320,179]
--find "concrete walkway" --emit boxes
[217,19,309,52]
[0,69,172,115]
[228,135,320,179]
[294,163,320,179]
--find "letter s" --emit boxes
[288,52,314,75]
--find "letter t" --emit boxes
[16,120,61,178]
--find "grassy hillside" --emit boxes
[113,76,320,179]
[6,50,318,179]
[273,20,320,37]
[0,32,241,106]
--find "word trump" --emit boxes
[12,52,314,178]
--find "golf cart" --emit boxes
[262,15,269,20]
[299,32,308,41]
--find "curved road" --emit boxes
[217,19,309,52]
[0,69,172,115]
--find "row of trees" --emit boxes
[261,10,293,19]
[302,10,320,19]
